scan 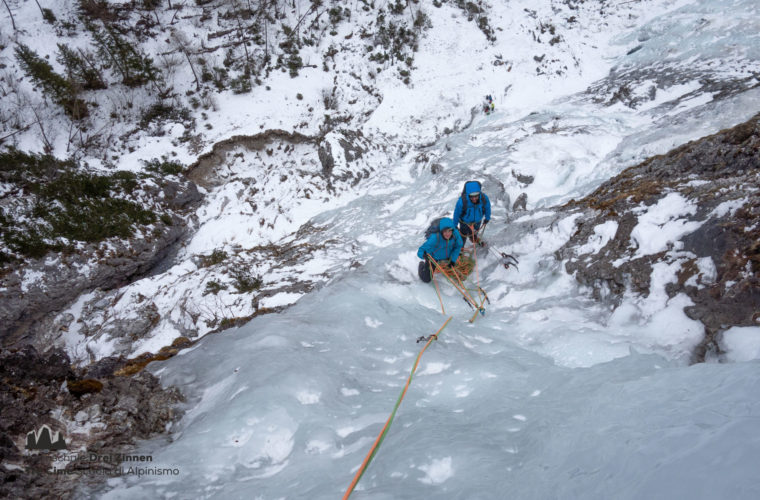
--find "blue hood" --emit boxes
[438,217,456,232]
[465,181,481,195]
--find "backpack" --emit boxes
[460,180,482,213]
[424,217,446,240]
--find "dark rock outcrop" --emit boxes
[513,192,528,212]
[187,129,317,188]
[558,113,760,359]
[318,138,336,176]
[0,346,183,499]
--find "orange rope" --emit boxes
[430,261,446,315]
[428,256,462,293]
[448,265,480,310]
[431,259,476,308]
[464,223,487,305]
[469,294,489,323]
[472,234,482,299]
[342,316,453,499]
[437,228,487,322]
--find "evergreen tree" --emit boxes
[56,44,107,90]
[86,21,159,87]
[14,43,88,119]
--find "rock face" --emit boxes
[188,129,317,188]
[0,346,183,499]
[0,178,201,349]
[558,113,760,359]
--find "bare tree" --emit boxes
[170,29,202,91]
[232,0,254,75]
[2,0,16,32]
[29,105,53,153]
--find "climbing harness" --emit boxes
[343,316,453,500]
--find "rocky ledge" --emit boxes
[558,113,760,360]
[0,346,183,499]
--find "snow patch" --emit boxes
[721,327,760,362]
[630,193,702,257]
[417,456,454,485]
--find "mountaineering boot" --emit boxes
[418,261,432,283]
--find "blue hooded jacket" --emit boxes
[453,182,491,225]
[417,217,463,263]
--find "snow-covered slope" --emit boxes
[7,0,756,365]
[1,0,760,497]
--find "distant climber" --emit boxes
[417,217,463,283]
[483,94,495,115]
[453,180,491,246]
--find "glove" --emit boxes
[448,260,457,269]
[482,220,489,228]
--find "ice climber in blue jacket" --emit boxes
[417,217,463,283]
[453,180,491,245]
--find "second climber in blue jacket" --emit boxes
[417,217,463,283]
[453,180,491,245]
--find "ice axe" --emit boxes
[491,249,519,271]
[500,252,519,271]
[475,224,518,270]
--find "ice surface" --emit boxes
[93,196,758,499]
[94,275,760,499]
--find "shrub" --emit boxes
[86,21,159,87]
[78,0,120,23]
[230,72,252,94]
[198,249,228,267]
[329,6,350,24]
[414,10,431,29]
[139,102,191,129]
[0,149,159,262]
[231,268,263,293]
[389,0,405,15]
[279,24,303,77]
[286,53,303,78]
[202,66,228,91]
[203,280,227,296]
[42,8,57,24]
[373,10,421,73]
[143,158,185,176]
